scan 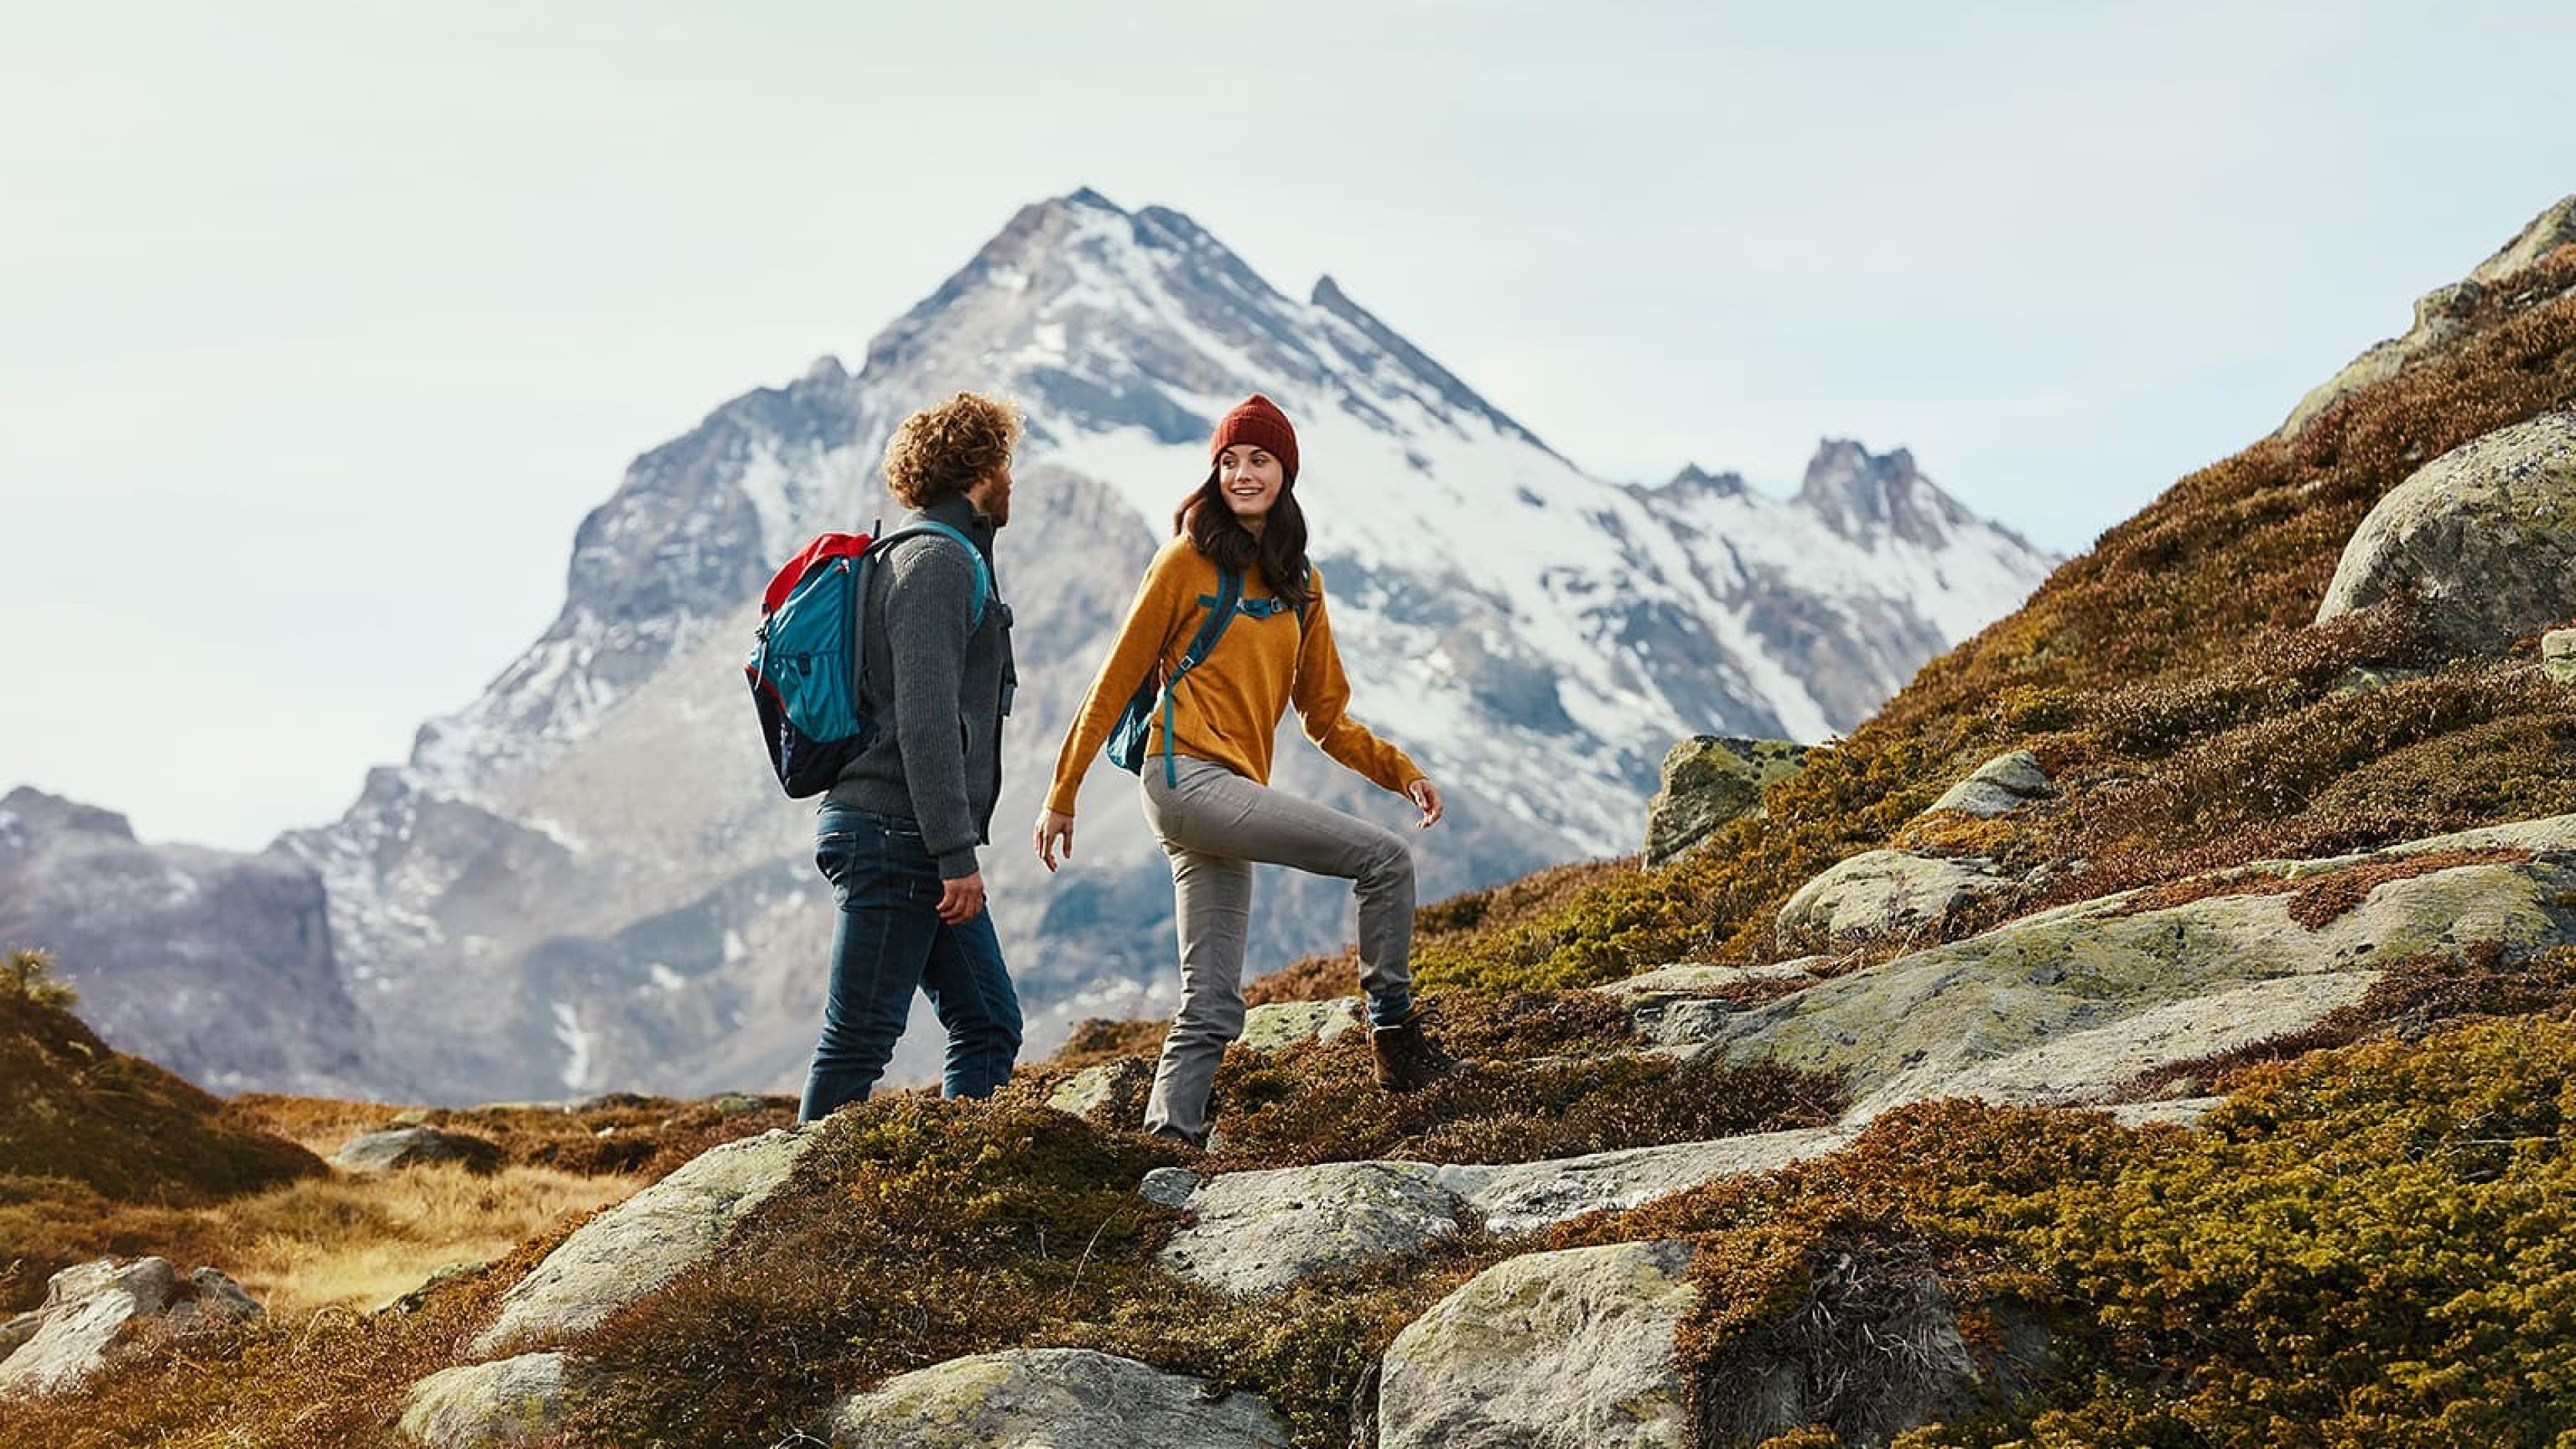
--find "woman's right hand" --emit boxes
[1033,810,1076,873]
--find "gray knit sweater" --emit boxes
[823,494,1014,879]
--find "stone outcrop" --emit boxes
[1717,816,2576,1120]
[472,1124,820,1354]
[1776,849,2016,951]
[1642,737,1812,869]
[1379,1240,1699,1449]
[1238,996,1365,1050]
[398,1352,574,1448]
[1925,750,2051,818]
[335,1126,506,1175]
[1159,1161,1464,1297]
[825,1348,1290,1448]
[2279,195,2576,437]
[0,1256,262,1398]
[2315,411,2576,657]
[1042,1057,1152,1121]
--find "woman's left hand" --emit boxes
[1404,777,1444,830]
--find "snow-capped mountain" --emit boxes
[20,189,2057,1101]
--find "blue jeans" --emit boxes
[799,804,1022,1121]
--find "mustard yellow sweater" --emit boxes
[1047,537,1421,814]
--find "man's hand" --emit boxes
[1034,810,1075,873]
[936,871,986,924]
[1405,778,1444,829]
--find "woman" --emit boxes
[1034,393,1458,1148]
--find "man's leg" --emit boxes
[800,811,942,1122]
[918,906,1023,1098]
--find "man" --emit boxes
[799,391,1024,1122]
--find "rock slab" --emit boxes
[827,1347,1289,1448]
[1718,829,2576,1120]
[2545,627,2576,685]
[1380,1239,1699,1449]
[1159,1160,1463,1297]
[399,1352,572,1448]
[472,1124,820,1354]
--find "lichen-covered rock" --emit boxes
[2315,411,2576,657]
[1042,1057,1152,1121]
[1158,1161,1464,1296]
[334,1125,505,1175]
[472,1124,820,1354]
[1593,961,1821,997]
[2545,627,2576,685]
[1925,750,2051,818]
[166,1268,264,1332]
[1433,1128,1854,1237]
[1238,996,1365,1051]
[1642,736,1811,869]
[398,1352,573,1448]
[1711,833,2576,1120]
[1776,849,2015,950]
[826,1348,1289,1448]
[1379,1240,1699,1449]
[0,1257,176,1397]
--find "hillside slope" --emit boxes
[5,197,2574,1449]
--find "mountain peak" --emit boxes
[1794,438,1971,548]
[0,786,135,844]
[1662,463,1749,497]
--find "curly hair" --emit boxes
[881,392,1022,508]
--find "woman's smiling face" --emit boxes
[1216,443,1286,524]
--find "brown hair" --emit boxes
[881,392,1022,508]
[1175,470,1312,611]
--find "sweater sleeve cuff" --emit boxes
[936,847,981,881]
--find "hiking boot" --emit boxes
[1371,1006,1462,1091]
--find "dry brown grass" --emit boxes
[205,1162,637,1314]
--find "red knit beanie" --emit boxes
[1210,393,1299,483]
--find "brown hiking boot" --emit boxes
[1371,1005,1462,1091]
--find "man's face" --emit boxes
[971,460,1014,527]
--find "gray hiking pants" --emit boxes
[1138,755,1417,1144]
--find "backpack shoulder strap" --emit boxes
[1157,566,1242,786]
[872,520,991,633]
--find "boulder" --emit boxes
[1776,849,2015,951]
[1042,1057,1152,1122]
[1158,1161,1464,1297]
[1925,750,2051,818]
[2314,411,2576,657]
[825,1347,1289,1448]
[472,1124,821,1354]
[1709,824,2576,1120]
[398,1352,574,1448]
[2546,627,2576,685]
[1643,737,1811,869]
[0,1256,177,1397]
[0,1311,39,1359]
[334,1126,506,1175]
[166,1268,265,1331]
[1238,996,1366,1051]
[1379,1240,1699,1449]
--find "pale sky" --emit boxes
[4,1,2571,852]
